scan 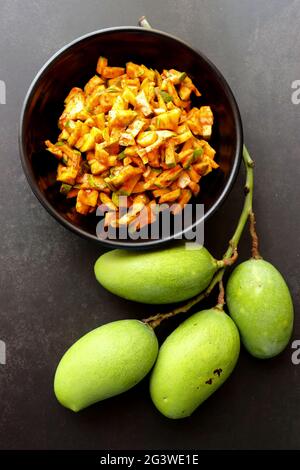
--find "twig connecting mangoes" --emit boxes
[54,146,294,419]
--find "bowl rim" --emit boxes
[19,25,243,249]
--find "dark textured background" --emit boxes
[0,0,299,450]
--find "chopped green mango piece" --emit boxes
[154,165,183,188]
[60,183,72,195]
[111,192,120,207]
[159,90,173,103]
[117,151,126,160]
[193,148,203,159]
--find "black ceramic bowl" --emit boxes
[19,26,243,248]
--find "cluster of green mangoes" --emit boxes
[54,244,293,419]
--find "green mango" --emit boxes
[226,259,294,359]
[94,244,219,304]
[54,320,158,412]
[150,309,240,419]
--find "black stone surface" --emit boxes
[0,0,299,450]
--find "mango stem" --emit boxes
[144,145,256,329]
[249,211,262,259]
[138,16,152,28]
[217,247,238,268]
[215,279,225,311]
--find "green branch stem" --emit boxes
[144,145,255,329]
